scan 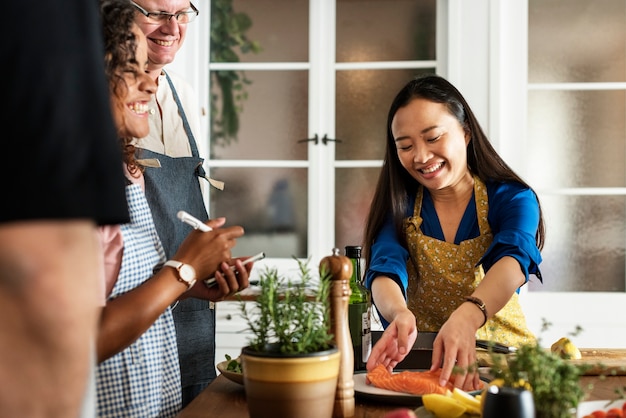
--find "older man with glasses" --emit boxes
[130,0,246,408]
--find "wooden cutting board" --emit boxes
[477,348,626,376]
[571,348,626,375]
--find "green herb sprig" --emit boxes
[240,258,334,355]
[487,320,588,418]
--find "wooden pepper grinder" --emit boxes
[320,248,355,418]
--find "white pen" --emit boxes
[177,210,212,232]
[204,251,266,288]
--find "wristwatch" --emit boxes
[164,260,197,290]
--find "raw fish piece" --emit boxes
[366,364,453,395]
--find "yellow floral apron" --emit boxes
[405,177,535,347]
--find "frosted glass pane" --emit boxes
[335,167,381,251]
[336,69,434,160]
[530,195,625,292]
[529,0,626,83]
[209,167,307,259]
[336,0,436,62]
[526,90,626,188]
[213,0,308,63]
[210,71,308,160]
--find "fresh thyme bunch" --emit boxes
[240,258,334,355]
[488,321,587,418]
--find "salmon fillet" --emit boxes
[365,364,453,395]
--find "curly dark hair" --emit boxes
[99,0,142,175]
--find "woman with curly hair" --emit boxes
[96,1,252,416]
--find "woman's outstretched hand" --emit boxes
[430,309,481,392]
[366,309,417,372]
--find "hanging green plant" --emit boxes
[210,0,261,149]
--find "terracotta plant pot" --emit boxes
[241,345,341,418]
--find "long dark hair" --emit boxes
[363,74,545,269]
[100,0,142,176]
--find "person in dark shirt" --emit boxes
[94,2,250,414]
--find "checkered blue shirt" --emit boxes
[96,184,181,417]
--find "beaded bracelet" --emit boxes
[464,296,488,328]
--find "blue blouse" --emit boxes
[365,181,543,299]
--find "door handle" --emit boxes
[297,134,319,145]
[297,134,342,145]
[321,134,341,145]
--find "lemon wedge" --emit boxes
[550,337,582,360]
[451,387,481,415]
[422,393,466,418]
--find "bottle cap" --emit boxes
[345,245,361,259]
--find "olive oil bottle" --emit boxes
[345,245,372,371]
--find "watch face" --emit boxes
[179,264,196,282]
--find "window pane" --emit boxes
[335,167,380,251]
[210,71,308,160]
[209,167,308,259]
[526,90,626,188]
[212,0,308,63]
[530,195,625,292]
[529,0,626,83]
[336,0,436,62]
[336,69,434,160]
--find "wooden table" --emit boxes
[176,374,626,418]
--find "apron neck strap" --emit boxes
[163,70,200,158]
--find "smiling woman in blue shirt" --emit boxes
[362,74,545,393]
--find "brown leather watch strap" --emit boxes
[464,296,488,328]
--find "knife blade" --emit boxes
[413,333,516,354]
[475,340,517,354]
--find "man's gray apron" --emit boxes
[138,71,216,406]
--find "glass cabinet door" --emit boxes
[527,0,626,292]
[334,0,436,251]
[207,0,436,263]
[208,0,310,259]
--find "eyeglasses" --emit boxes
[130,1,199,24]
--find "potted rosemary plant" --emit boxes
[238,258,341,418]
